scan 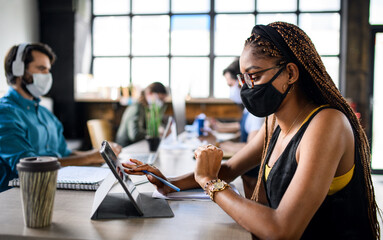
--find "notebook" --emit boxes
[91,140,174,219]
[9,166,110,191]
[124,116,173,164]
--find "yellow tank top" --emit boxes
[264,105,355,195]
[265,164,354,195]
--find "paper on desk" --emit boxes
[153,188,210,201]
[152,184,239,201]
[57,166,110,184]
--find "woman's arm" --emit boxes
[218,128,260,158]
[218,123,265,182]
[209,118,241,133]
[195,109,353,239]
[60,142,122,166]
[122,122,267,194]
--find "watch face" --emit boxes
[214,181,225,189]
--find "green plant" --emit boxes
[145,102,164,138]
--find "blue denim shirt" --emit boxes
[0,87,71,192]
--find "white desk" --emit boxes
[0,140,251,240]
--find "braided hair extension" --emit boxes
[250,114,276,202]
[245,22,380,239]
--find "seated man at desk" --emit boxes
[0,43,122,192]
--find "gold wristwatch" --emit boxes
[205,179,230,201]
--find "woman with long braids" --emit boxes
[123,22,380,239]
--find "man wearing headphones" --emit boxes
[0,43,122,192]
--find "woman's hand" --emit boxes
[122,159,174,195]
[194,144,223,188]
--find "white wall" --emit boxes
[0,0,39,96]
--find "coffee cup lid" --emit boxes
[17,157,61,172]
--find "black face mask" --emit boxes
[240,67,290,117]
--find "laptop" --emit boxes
[90,140,174,219]
[122,116,173,164]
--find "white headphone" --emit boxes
[12,43,29,77]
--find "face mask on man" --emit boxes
[229,84,243,104]
[240,67,289,117]
[24,73,53,98]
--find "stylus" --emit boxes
[142,170,180,192]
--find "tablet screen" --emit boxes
[100,141,143,215]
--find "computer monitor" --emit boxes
[171,90,186,136]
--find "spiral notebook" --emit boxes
[9,166,111,191]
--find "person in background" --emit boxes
[123,22,380,239]
[216,58,264,149]
[0,43,122,192]
[210,58,264,198]
[116,82,168,147]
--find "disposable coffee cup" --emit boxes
[17,157,61,228]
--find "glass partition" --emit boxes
[172,0,210,13]
[215,14,255,56]
[257,0,297,12]
[299,0,340,11]
[171,57,209,98]
[299,13,340,56]
[214,57,238,98]
[92,57,130,99]
[93,0,130,15]
[256,14,297,25]
[171,15,210,56]
[215,0,254,12]
[132,16,169,56]
[93,17,130,56]
[322,57,339,88]
[370,0,383,25]
[131,57,169,90]
[132,0,169,14]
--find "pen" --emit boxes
[142,170,180,192]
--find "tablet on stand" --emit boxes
[90,141,174,219]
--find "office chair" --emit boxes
[87,119,114,149]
